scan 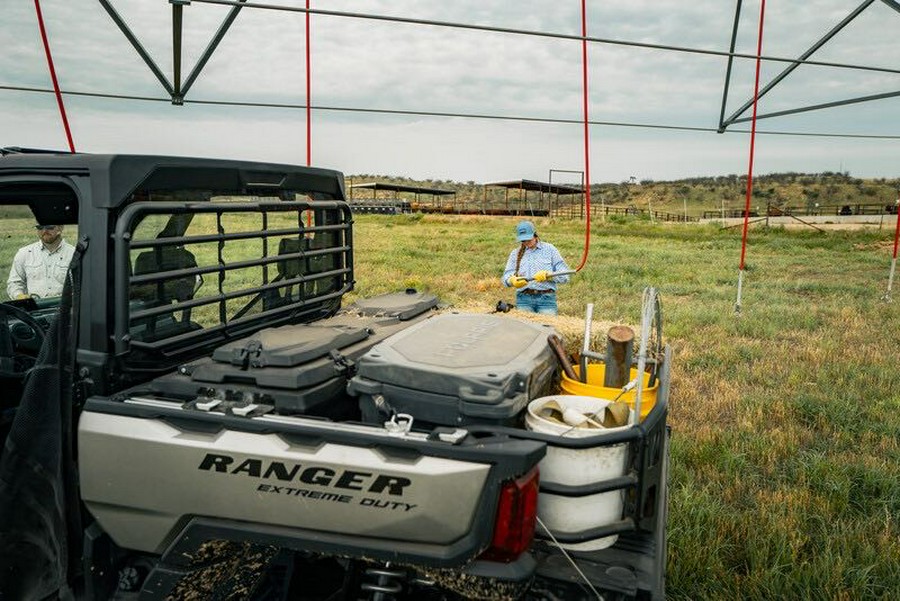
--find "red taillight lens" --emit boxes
[480,467,539,562]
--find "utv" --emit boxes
[0,149,669,600]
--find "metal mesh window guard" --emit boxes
[113,198,353,356]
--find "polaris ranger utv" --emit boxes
[0,150,669,601]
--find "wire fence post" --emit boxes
[883,196,900,302]
[735,0,766,315]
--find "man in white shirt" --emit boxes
[6,224,75,299]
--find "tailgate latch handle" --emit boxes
[329,350,355,376]
[384,413,414,436]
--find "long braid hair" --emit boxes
[514,234,538,276]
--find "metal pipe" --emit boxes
[580,303,593,383]
[522,269,576,282]
[172,2,184,102]
[729,89,900,124]
[882,0,900,14]
[717,0,743,133]
[180,0,248,97]
[722,0,877,128]
[633,288,658,425]
[98,0,174,96]
[188,0,900,77]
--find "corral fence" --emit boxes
[348,199,696,222]
[593,205,698,223]
[348,200,412,215]
[702,202,899,219]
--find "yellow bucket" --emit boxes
[560,364,658,421]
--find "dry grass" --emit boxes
[351,214,900,600]
[1,211,897,599]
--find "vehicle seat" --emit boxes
[132,245,200,337]
[278,235,342,300]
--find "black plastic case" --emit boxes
[348,312,559,427]
[149,290,438,415]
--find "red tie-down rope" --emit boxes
[735,0,766,313]
[892,198,900,261]
[306,0,313,226]
[574,0,591,273]
[34,0,75,153]
[306,0,312,167]
[885,194,900,300]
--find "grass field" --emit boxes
[346,213,899,600]
[1,212,897,599]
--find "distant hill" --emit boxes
[345,172,900,218]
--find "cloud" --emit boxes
[1,0,898,182]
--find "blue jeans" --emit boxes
[515,291,558,315]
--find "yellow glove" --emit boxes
[15,293,29,300]
[534,270,551,282]
[507,276,527,289]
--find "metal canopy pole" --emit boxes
[98,0,174,96]
[717,0,743,133]
[99,0,246,104]
[721,0,876,131]
[735,0,766,315]
[882,0,900,14]
[172,1,184,101]
[729,89,900,124]
[179,0,247,100]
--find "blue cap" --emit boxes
[515,220,536,242]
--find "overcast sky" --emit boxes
[2,0,898,184]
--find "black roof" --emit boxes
[349,182,456,196]
[484,179,583,195]
[0,150,346,208]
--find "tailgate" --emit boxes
[78,396,544,567]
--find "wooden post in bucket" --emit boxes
[604,325,634,388]
[547,334,578,381]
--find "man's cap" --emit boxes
[515,220,536,242]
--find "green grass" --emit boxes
[1,212,898,598]
[347,214,899,600]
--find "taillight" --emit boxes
[480,467,539,562]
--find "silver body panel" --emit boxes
[79,411,490,554]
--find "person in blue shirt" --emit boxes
[501,220,571,316]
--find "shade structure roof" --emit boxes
[349,182,456,196]
[483,179,583,195]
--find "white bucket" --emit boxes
[525,395,632,551]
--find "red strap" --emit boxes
[892,195,900,260]
[575,0,591,272]
[34,0,75,153]
[306,0,312,167]
[739,0,767,271]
